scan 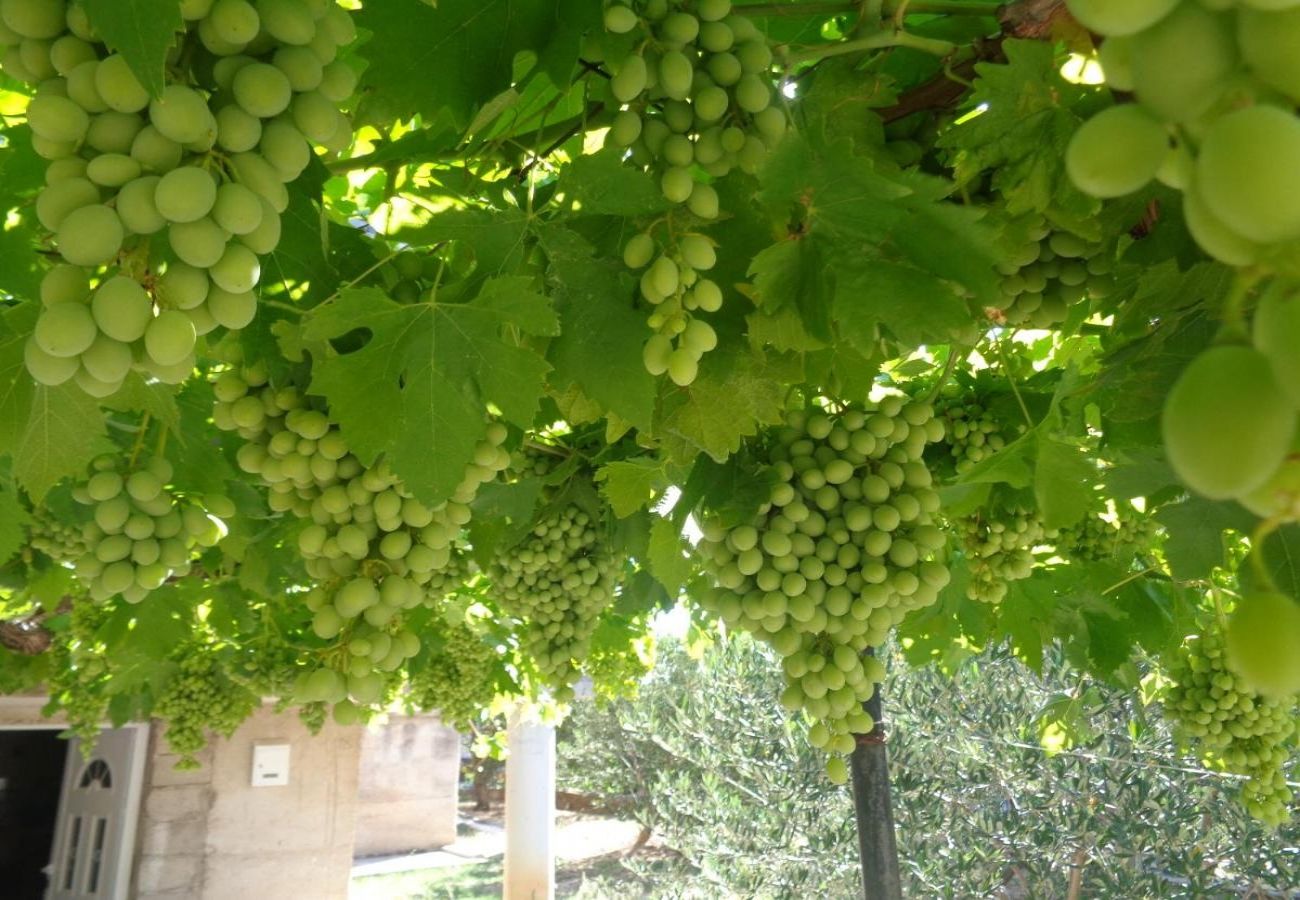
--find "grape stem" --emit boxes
[995,339,1034,428]
[128,412,153,470]
[782,27,957,66]
[923,345,966,404]
[1247,517,1283,595]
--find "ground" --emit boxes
[348,802,677,899]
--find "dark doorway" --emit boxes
[0,730,67,899]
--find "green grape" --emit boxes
[259,119,309,180]
[1063,0,1180,36]
[1097,35,1134,91]
[86,111,145,156]
[145,310,198,366]
[91,276,153,342]
[209,243,261,293]
[405,618,501,730]
[1252,286,1300,407]
[258,0,318,45]
[148,85,213,144]
[216,104,263,152]
[1238,7,1300,103]
[1161,345,1296,500]
[34,301,97,358]
[274,46,324,91]
[35,177,99,232]
[611,53,648,103]
[80,334,134,384]
[1057,503,1160,564]
[131,125,184,173]
[0,0,69,40]
[55,204,123,266]
[1182,176,1261,267]
[659,49,694,100]
[27,92,89,143]
[1129,4,1237,124]
[94,55,150,114]
[1065,104,1168,199]
[24,337,79,385]
[86,152,143,188]
[1226,591,1300,699]
[155,166,218,223]
[116,175,167,235]
[234,62,294,117]
[993,215,1115,328]
[1196,105,1300,245]
[697,399,947,776]
[169,216,229,268]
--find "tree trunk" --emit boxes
[851,681,902,900]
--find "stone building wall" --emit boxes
[353,712,460,857]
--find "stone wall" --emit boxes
[353,712,460,857]
[132,706,363,900]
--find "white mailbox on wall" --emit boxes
[251,743,291,787]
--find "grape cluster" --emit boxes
[489,503,621,700]
[68,453,227,603]
[994,216,1115,328]
[931,391,1017,477]
[13,0,356,396]
[406,617,502,731]
[213,362,511,720]
[28,504,88,563]
[1057,502,1160,564]
[596,0,786,384]
[154,649,259,769]
[957,502,1056,604]
[1163,629,1296,826]
[43,593,112,746]
[696,399,950,783]
[1066,0,1300,266]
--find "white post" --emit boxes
[504,706,555,900]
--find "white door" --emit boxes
[46,727,148,900]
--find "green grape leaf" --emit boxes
[356,0,601,128]
[0,304,37,460]
[469,477,546,566]
[1156,497,1256,582]
[834,259,971,350]
[597,459,669,519]
[558,152,671,218]
[0,479,28,565]
[303,279,557,505]
[938,39,1097,218]
[657,348,797,464]
[748,237,833,342]
[542,226,658,431]
[82,0,183,98]
[1033,438,1095,529]
[14,385,113,502]
[647,517,692,596]
[102,373,180,437]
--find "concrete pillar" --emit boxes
[503,707,555,900]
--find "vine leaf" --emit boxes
[356,0,601,127]
[543,226,658,431]
[647,517,692,596]
[14,385,113,502]
[304,279,557,505]
[82,0,183,98]
[597,459,669,519]
[0,479,27,565]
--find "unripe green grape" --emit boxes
[239,199,282,253]
[604,3,638,33]
[1066,104,1169,199]
[27,93,89,144]
[1238,8,1300,103]
[1196,106,1300,245]
[130,126,184,174]
[1097,35,1134,91]
[158,263,210,311]
[612,53,648,103]
[145,310,198,367]
[1129,3,1236,123]
[169,217,228,268]
[155,166,219,224]
[209,0,261,45]
[233,62,293,118]
[1163,346,1296,500]
[230,152,289,212]
[24,337,79,385]
[56,204,123,267]
[35,178,99,232]
[1063,0,1179,36]
[1182,177,1260,267]
[698,0,732,21]
[666,347,698,386]
[735,40,772,74]
[659,50,694,100]
[708,52,742,86]
[209,243,261,293]
[85,152,140,188]
[258,0,317,45]
[699,21,734,53]
[317,60,357,103]
[1226,591,1300,699]
[0,0,66,40]
[687,182,719,219]
[148,85,212,145]
[623,232,655,269]
[259,119,310,180]
[609,109,642,147]
[116,175,167,235]
[290,91,340,143]
[94,55,149,113]
[80,334,133,384]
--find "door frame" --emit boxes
[0,699,149,900]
